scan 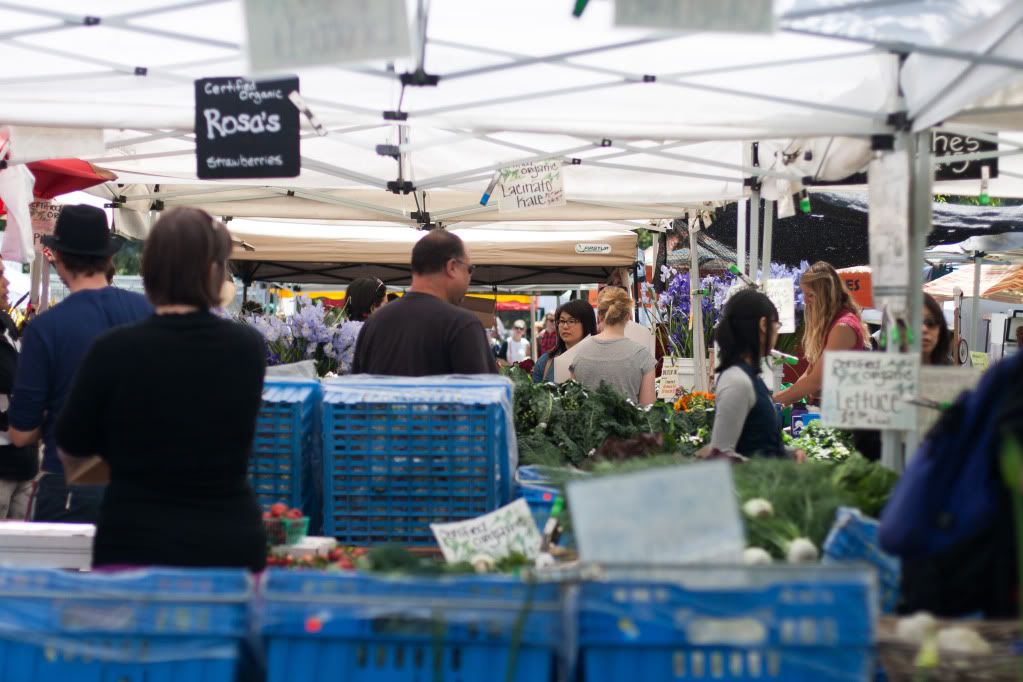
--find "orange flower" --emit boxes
[675,391,715,412]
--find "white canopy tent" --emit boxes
[0,0,1021,470]
[0,0,1019,228]
[227,219,639,287]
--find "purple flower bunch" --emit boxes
[240,297,359,376]
[655,261,810,358]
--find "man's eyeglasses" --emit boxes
[454,259,476,275]
[557,318,580,327]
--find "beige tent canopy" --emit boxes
[924,264,1023,304]
[228,220,638,287]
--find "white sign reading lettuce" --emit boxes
[821,352,918,430]
[430,499,542,563]
[498,159,565,212]
[194,77,300,180]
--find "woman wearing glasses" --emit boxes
[532,300,597,383]
[921,293,952,366]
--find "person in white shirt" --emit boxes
[505,320,531,364]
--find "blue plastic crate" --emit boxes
[260,570,561,682]
[577,565,877,682]
[250,379,322,530]
[322,376,515,546]
[823,507,901,614]
[0,567,251,682]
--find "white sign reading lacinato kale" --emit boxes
[194,76,300,180]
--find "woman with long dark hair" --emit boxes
[922,293,952,366]
[708,289,786,458]
[532,299,597,383]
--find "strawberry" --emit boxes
[327,548,343,562]
[337,556,354,570]
[285,509,303,520]
[270,503,288,518]
[262,511,272,521]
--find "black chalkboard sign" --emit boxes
[194,76,300,179]
[933,132,998,181]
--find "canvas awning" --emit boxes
[924,264,1023,304]
[227,219,638,286]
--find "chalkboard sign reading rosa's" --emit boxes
[194,76,300,180]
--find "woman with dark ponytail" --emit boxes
[338,278,386,373]
[345,278,386,322]
[707,289,786,458]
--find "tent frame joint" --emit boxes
[886,111,910,131]
[383,111,409,121]
[399,69,440,87]
[387,180,416,194]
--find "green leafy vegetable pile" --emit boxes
[508,367,711,468]
[784,421,857,462]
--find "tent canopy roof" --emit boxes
[0,0,1020,222]
[227,219,638,286]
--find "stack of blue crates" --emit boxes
[250,379,322,531]
[321,376,515,546]
[260,571,562,682]
[823,507,902,614]
[577,565,877,682]
[0,568,251,682]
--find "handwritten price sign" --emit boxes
[821,352,919,430]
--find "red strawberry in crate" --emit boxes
[285,508,303,520]
[327,548,343,562]
[262,511,272,521]
[270,503,288,518]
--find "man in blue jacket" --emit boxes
[9,205,152,522]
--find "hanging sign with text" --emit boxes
[194,76,300,180]
[615,0,775,33]
[868,151,910,310]
[933,132,998,181]
[30,200,60,256]
[498,159,565,212]
[243,0,411,72]
[821,352,919,430]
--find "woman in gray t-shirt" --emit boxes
[570,287,656,405]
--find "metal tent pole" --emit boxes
[689,218,708,392]
[971,252,982,352]
[760,200,775,284]
[749,191,761,280]
[736,198,747,275]
[901,130,933,469]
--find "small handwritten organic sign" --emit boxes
[194,76,300,180]
[498,159,565,212]
[764,278,796,334]
[821,352,919,430]
[970,351,990,371]
[430,499,542,563]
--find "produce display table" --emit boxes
[0,522,93,570]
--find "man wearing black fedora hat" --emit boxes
[8,204,152,523]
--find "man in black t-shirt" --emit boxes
[352,231,497,376]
